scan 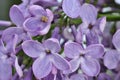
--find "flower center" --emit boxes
[45,49,51,54]
[41,16,48,22]
[88,24,93,29]
[79,53,84,57]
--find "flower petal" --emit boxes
[64,42,83,58]
[98,73,111,80]
[79,3,97,24]
[86,30,99,45]
[112,30,120,51]
[46,9,53,22]
[95,17,106,33]
[70,74,88,80]
[43,38,61,53]
[2,27,24,43]
[0,59,12,80]
[104,50,120,69]
[86,44,104,58]
[62,0,81,18]
[70,58,81,72]
[32,56,52,79]
[6,34,18,53]
[10,5,25,26]
[22,40,45,58]
[24,17,47,32]
[81,57,100,76]
[29,5,45,16]
[15,57,23,78]
[0,39,7,55]
[51,53,70,71]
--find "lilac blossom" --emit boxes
[62,0,81,18]
[64,41,104,76]
[0,34,18,80]
[104,30,120,69]
[78,3,106,45]
[0,0,120,79]
[23,5,53,35]
[2,5,31,45]
[22,38,70,79]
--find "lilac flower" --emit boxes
[12,67,33,80]
[22,38,70,79]
[70,74,88,80]
[23,5,53,35]
[62,0,81,18]
[98,73,111,80]
[0,34,18,80]
[33,0,60,8]
[10,5,25,27]
[104,30,120,69]
[64,41,104,76]
[115,71,120,80]
[2,5,31,44]
[79,3,106,45]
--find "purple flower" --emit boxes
[104,30,120,69]
[2,5,31,44]
[70,74,88,80]
[22,38,70,79]
[97,73,111,80]
[23,5,53,35]
[10,5,25,27]
[78,3,106,45]
[33,0,60,8]
[0,34,18,80]
[62,0,81,18]
[64,41,104,76]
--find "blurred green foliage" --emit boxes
[0,0,21,20]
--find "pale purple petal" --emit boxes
[98,73,111,80]
[0,20,12,26]
[69,58,81,72]
[9,5,25,26]
[0,39,7,54]
[38,22,51,35]
[64,42,83,58]
[86,44,104,58]
[70,74,88,80]
[43,38,61,53]
[51,53,70,71]
[115,72,120,80]
[23,17,51,35]
[62,0,81,18]
[95,17,106,33]
[79,3,97,24]
[29,5,45,16]
[46,9,53,22]
[24,68,33,80]
[23,17,47,32]
[6,34,18,53]
[34,0,60,8]
[0,59,12,80]
[22,40,45,58]
[81,57,100,76]
[2,27,24,43]
[112,30,120,51]
[86,30,99,45]
[15,57,23,78]
[104,50,120,69]
[32,56,52,79]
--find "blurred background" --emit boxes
[0,0,21,20]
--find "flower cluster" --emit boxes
[0,0,120,80]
